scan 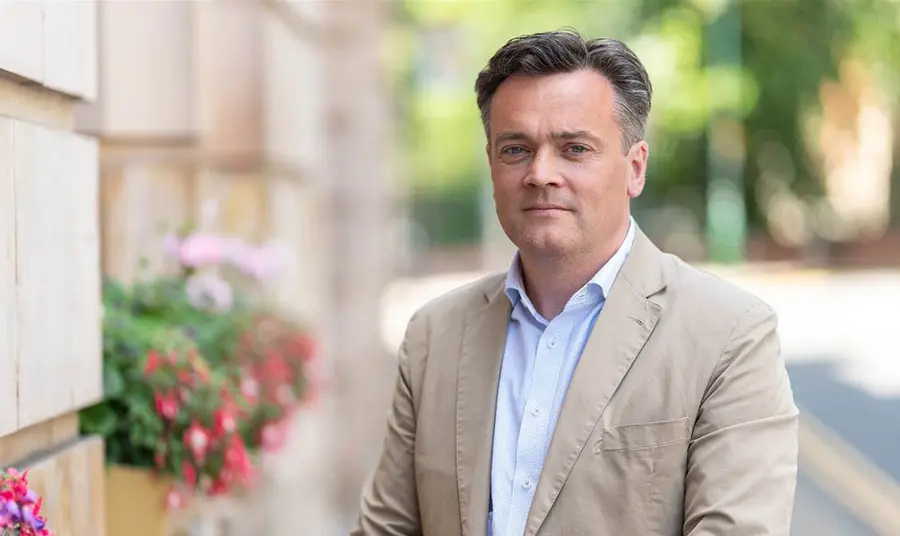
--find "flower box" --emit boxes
[106,465,173,536]
[106,464,261,536]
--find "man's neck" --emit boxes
[520,221,631,320]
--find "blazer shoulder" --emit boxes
[661,253,775,324]
[413,271,505,323]
[400,272,505,383]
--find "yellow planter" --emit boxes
[105,464,252,536]
[105,465,175,536]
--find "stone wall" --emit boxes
[0,2,105,535]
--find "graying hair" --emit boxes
[475,29,652,150]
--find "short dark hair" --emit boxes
[474,29,652,149]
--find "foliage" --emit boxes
[0,468,51,536]
[393,0,900,247]
[410,180,484,245]
[79,229,319,508]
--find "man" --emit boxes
[353,30,799,536]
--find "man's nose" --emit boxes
[524,148,562,187]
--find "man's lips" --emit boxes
[524,205,570,211]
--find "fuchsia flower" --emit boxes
[0,468,52,535]
[184,422,211,465]
[144,350,161,375]
[213,409,237,438]
[182,462,197,488]
[154,393,178,421]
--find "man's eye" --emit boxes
[502,146,526,155]
[567,144,589,154]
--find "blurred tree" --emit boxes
[390,0,900,256]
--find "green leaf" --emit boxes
[80,403,119,437]
[103,362,126,397]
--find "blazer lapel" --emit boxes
[457,280,511,536]
[524,230,667,536]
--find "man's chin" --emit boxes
[517,235,574,259]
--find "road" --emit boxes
[380,267,900,535]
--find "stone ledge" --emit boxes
[0,413,79,467]
[25,435,105,536]
[0,73,77,131]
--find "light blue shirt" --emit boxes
[489,220,636,536]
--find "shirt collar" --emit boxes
[504,217,637,315]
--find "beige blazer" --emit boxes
[353,229,799,536]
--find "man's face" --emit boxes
[487,69,648,261]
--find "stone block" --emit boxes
[13,119,102,428]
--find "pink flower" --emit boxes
[240,376,259,402]
[225,240,291,280]
[185,274,234,313]
[165,488,185,510]
[184,422,210,465]
[179,233,223,268]
[261,421,289,453]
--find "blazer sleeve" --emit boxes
[350,312,426,536]
[683,301,800,536]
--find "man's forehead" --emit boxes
[493,129,603,143]
[491,69,617,106]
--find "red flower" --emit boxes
[143,350,161,375]
[213,409,236,438]
[182,461,197,488]
[183,422,210,465]
[209,477,231,496]
[154,393,178,420]
[222,434,255,486]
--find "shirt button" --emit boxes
[547,338,557,348]
[522,478,532,490]
[531,406,541,417]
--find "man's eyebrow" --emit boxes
[493,131,529,145]
[493,130,604,147]
[552,130,604,146]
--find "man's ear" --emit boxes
[627,140,649,198]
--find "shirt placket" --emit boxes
[505,316,568,536]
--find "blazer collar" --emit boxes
[482,225,667,305]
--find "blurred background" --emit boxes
[7,0,897,535]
